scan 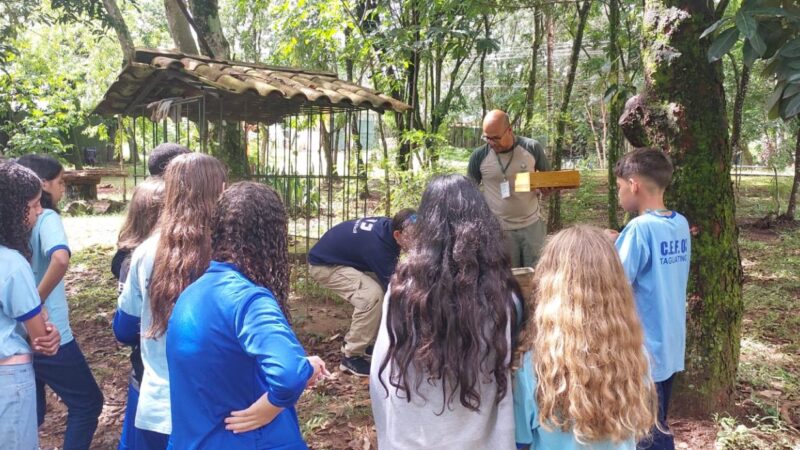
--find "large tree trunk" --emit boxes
[102,0,135,64]
[619,0,743,415]
[187,0,230,59]
[258,123,268,172]
[547,0,592,232]
[780,123,800,221]
[185,0,249,178]
[164,0,199,54]
[606,0,623,230]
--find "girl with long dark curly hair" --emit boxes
[17,154,105,449]
[114,152,226,448]
[370,174,521,449]
[166,181,328,449]
[0,162,61,449]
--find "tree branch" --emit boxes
[174,0,215,58]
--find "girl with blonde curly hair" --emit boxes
[514,225,658,449]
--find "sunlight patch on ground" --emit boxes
[63,214,124,252]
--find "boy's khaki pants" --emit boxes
[308,264,384,357]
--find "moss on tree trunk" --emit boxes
[620,0,743,415]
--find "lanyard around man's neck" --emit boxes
[494,138,517,181]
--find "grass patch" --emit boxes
[561,170,617,227]
[738,338,799,393]
[734,176,794,219]
[715,414,797,450]
[739,226,800,353]
[68,244,118,315]
[299,390,335,436]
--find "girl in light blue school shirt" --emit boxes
[513,226,658,450]
[17,154,104,450]
[113,153,227,449]
[0,162,61,450]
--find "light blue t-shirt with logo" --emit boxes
[514,351,637,449]
[30,209,73,345]
[0,246,43,359]
[615,211,691,382]
[115,234,172,434]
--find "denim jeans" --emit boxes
[0,362,38,450]
[34,339,104,450]
[638,374,676,450]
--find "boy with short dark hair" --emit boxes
[612,147,691,450]
[147,143,191,177]
[308,208,416,377]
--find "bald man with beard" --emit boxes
[467,110,550,267]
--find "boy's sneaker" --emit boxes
[340,355,370,377]
[340,344,374,358]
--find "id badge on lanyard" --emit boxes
[496,147,515,199]
[500,180,511,198]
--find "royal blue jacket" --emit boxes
[307,217,400,289]
[166,261,313,450]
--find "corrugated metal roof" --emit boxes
[94,48,410,123]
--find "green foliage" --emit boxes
[382,163,455,213]
[704,0,800,120]
[0,2,121,157]
[709,27,741,62]
[0,0,38,68]
[263,163,321,219]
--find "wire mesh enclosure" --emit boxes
[96,49,409,259]
[125,95,386,258]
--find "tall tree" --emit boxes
[547,0,593,232]
[620,0,743,414]
[605,0,623,229]
[101,0,134,63]
[522,9,544,135]
[479,14,490,119]
[728,56,751,167]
